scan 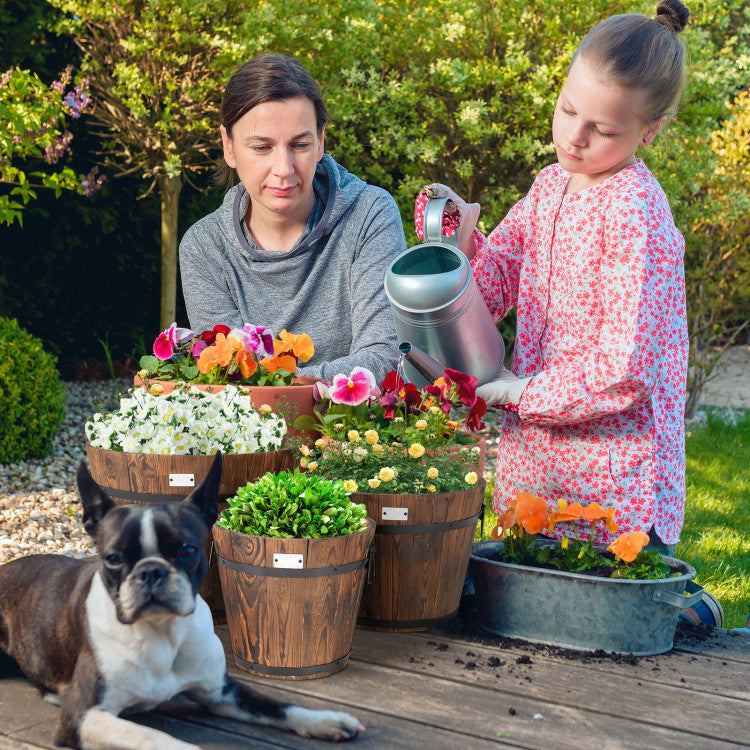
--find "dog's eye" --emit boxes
[104,553,122,568]
[179,544,198,560]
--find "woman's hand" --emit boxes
[414,183,480,258]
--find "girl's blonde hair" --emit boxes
[571,0,690,123]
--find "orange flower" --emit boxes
[580,502,607,522]
[604,507,619,533]
[236,350,258,379]
[607,531,650,563]
[514,492,548,535]
[260,352,297,373]
[492,507,518,539]
[197,333,234,373]
[278,329,314,362]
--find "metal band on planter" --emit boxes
[217,556,367,578]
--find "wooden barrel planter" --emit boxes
[85,443,294,620]
[213,519,376,680]
[353,481,485,632]
[133,376,319,444]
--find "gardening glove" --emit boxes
[476,368,533,407]
[414,183,481,258]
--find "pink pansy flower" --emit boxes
[190,339,208,359]
[234,324,275,358]
[330,367,378,406]
[153,323,194,360]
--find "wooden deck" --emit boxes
[1,602,748,750]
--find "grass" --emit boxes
[475,406,750,629]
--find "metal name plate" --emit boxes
[169,473,195,487]
[382,507,408,521]
[273,553,304,569]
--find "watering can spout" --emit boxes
[398,342,446,384]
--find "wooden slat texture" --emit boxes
[1,614,747,750]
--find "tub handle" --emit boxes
[652,587,703,609]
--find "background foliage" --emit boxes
[0,0,748,395]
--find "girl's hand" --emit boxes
[414,183,480,257]
[476,368,532,407]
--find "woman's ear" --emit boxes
[317,125,326,161]
[641,115,668,147]
[220,125,236,168]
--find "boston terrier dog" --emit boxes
[0,453,364,749]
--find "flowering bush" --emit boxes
[85,387,286,455]
[490,493,674,580]
[138,322,314,387]
[295,366,487,494]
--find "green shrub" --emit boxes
[0,317,66,463]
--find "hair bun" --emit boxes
[655,0,690,33]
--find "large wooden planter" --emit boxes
[133,376,318,444]
[85,443,294,620]
[352,482,485,632]
[213,519,376,679]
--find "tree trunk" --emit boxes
[157,173,183,329]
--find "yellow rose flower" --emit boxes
[427,467,439,479]
[364,429,379,444]
[373,444,384,453]
[368,478,381,489]
[409,443,426,458]
[427,484,437,493]
[299,457,309,468]
[415,419,428,429]
[347,430,360,443]
[464,471,478,485]
[300,444,311,456]
[306,461,318,471]
[315,438,327,448]
[378,467,396,482]
[343,479,358,492]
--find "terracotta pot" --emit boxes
[213,518,376,679]
[85,443,294,621]
[352,481,485,632]
[132,375,319,444]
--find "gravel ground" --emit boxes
[1,348,748,565]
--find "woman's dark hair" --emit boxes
[571,0,690,123]
[215,54,329,189]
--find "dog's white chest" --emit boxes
[85,573,224,712]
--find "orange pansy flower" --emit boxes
[236,350,258,379]
[197,333,234,373]
[580,502,607,522]
[607,531,650,563]
[514,492,548,535]
[260,353,297,373]
[278,329,314,362]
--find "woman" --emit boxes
[180,54,406,381]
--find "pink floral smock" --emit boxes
[419,160,688,545]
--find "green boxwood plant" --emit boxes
[217,469,368,539]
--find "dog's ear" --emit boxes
[77,460,117,538]
[183,451,222,530]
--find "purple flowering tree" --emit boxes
[0,66,102,225]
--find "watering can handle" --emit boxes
[424,197,459,248]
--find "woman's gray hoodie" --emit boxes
[179,155,407,381]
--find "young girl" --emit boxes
[414,0,691,553]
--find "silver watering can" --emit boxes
[384,197,505,386]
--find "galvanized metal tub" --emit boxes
[470,539,703,656]
[384,198,504,386]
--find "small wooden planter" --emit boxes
[353,482,485,632]
[213,519,376,680]
[85,443,294,619]
[133,376,319,444]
